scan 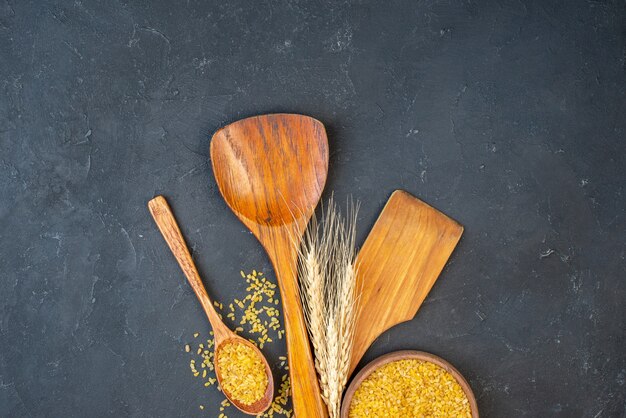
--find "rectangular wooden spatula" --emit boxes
[349,190,464,374]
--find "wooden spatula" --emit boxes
[349,190,464,374]
[211,114,328,417]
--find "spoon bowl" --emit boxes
[214,337,275,414]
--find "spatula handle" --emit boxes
[148,196,227,340]
[263,227,329,418]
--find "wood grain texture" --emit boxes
[211,114,329,418]
[148,195,273,415]
[341,350,478,417]
[350,190,464,374]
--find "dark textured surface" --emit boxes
[1,0,625,416]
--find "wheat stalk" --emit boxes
[295,196,359,418]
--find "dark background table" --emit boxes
[1,0,625,416]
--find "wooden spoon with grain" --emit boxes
[210,114,329,417]
[148,195,273,415]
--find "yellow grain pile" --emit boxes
[348,359,471,418]
[216,342,268,405]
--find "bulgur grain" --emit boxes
[216,342,268,405]
[184,270,292,417]
[348,359,471,418]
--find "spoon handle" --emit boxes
[148,196,227,340]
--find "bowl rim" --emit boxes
[340,350,479,418]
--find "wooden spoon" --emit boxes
[210,114,329,417]
[148,195,274,415]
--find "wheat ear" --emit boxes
[295,196,359,418]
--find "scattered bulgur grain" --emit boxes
[348,359,471,418]
[183,269,291,417]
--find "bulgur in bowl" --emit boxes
[341,350,478,418]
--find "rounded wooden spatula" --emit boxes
[210,114,329,417]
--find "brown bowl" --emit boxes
[341,350,479,418]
